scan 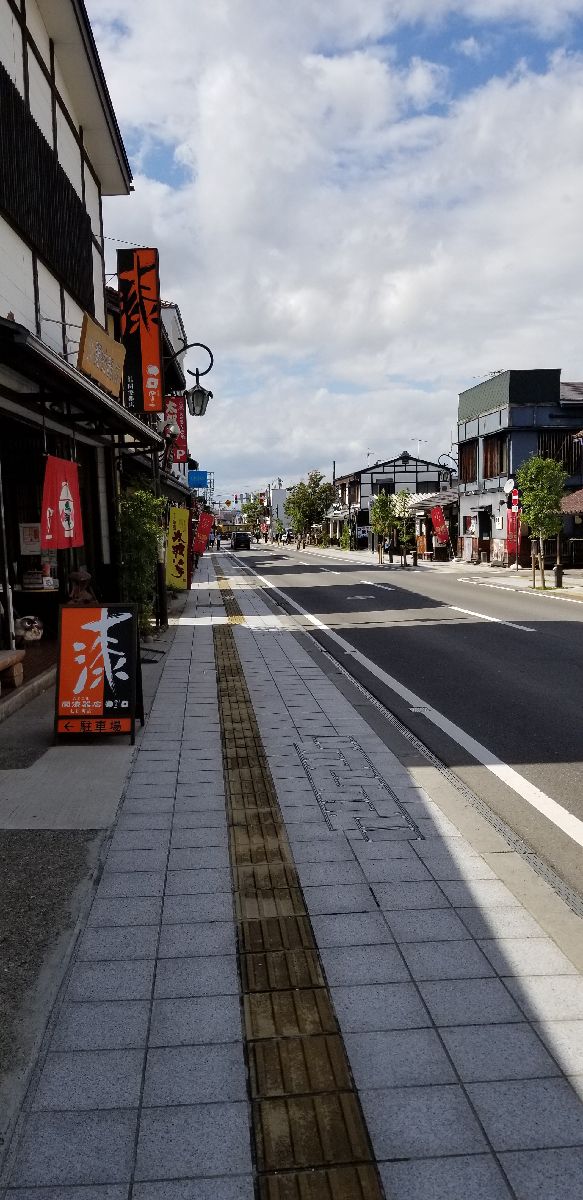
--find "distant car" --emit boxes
[231,531,251,550]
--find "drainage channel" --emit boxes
[213,568,385,1200]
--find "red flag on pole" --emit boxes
[40,456,84,550]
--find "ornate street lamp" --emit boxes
[164,340,214,416]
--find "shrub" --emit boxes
[120,489,166,633]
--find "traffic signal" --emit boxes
[234,494,238,503]
[259,493,265,504]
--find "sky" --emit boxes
[88,0,583,499]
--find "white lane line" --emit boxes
[361,580,394,592]
[450,605,535,633]
[241,563,583,850]
[458,578,583,606]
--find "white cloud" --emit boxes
[454,36,487,60]
[88,1,583,489]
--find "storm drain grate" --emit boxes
[213,567,385,1199]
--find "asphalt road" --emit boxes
[234,546,583,897]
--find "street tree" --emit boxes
[284,471,335,546]
[516,456,567,589]
[242,495,264,531]
[369,493,396,564]
[394,490,414,565]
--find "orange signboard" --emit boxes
[55,605,142,742]
[117,248,163,412]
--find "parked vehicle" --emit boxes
[231,531,252,550]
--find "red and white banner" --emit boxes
[430,505,449,545]
[164,395,188,462]
[193,512,214,556]
[40,456,84,550]
[507,511,521,558]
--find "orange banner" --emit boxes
[117,248,163,412]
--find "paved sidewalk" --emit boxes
[2,554,583,1200]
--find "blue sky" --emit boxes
[90,0,583,494]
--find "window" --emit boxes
[371,480,395,496]
[538,430,581,476]
[482,433,508,479]
[459,440,478,483]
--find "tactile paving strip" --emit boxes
[213,570,385,1199]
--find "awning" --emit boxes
[0,318,162,448]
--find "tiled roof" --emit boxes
[561,488,583,514]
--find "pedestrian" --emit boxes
[215,531,221,551]
[209,530,215,549]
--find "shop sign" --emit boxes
[164,395,188,462]
[193,512,214,556]
[430,505,449,545]
[507,511,522,557]
[166,507,190,589]
[55,605,142,741]
[40,456,84,550]
[188,469,208,489]
[19,522,41,555]
[77,313,126,397]
[117,247,163,412]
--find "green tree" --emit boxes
[120,489,166,634]
[284,471,335,545]
[340,525,351,550]
[370,493,396,564]
[241,495,264,529]
[394,491,414,565]
[274,517,285,541]
[516,456,567,588]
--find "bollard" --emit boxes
[411,549,418,566]
[553,564,563,588]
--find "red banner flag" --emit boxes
[40,456,84,550]
[117,248,163,412]
[164,395,188,462]
[430,505,449,545]
[193,512,214,556]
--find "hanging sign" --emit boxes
[188,470,209,489]
[55,605,142,742]
[430,505,449,545]
[40,456,84,550]
[193,512,214,556]
[166,507,190,589]
[117,247,163,412]
[164,395,188,462]
[77,313,126,397]
[507,511,522,558]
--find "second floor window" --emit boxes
[483,433,508,478]
[459,440,478,483]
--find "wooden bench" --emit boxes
[0,649,26,694]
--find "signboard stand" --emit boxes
[55,604,143,745]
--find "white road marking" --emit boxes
[458,577,583,606]
[361,580,394,592]
[350,595,376,600]
[449,605,535,633]
[240,563,583,850]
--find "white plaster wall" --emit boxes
[27,49,53,146]
[63,290,84,364]
[56,107,83,197]
[0,0,24,94]
[53,53,77,127]
[25,0,51,66]
[0,215,36,330]
[37,260,63,354]
[92,246,105,326]
[84,169,101,237]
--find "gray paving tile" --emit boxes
[358,857,432,883]
[351,840,419,861]
[500,1148,583,1200]
[380,1155,513,1200]
[505,975,583,1021]
[170,816,227,840]
[479,938,578,977]
[33,1050,144,1111]
[78,927,158,962]
[456,907,546,940]
[51,1002,150,1051]
[165,868,231,897]
[149,995,242,1045]
[294,860,365,886]
[6,1188,128,1200]
[401,940,495,981]
[154,955,239,998]
[162,893,233,923]
[385,908,472,943]
[143,1043,246,1105]
[440,879,522,908]
[109,830,170,852]
[104,850,168,873]
[467,1077,583,1150]
[289,839,355,862]
[534,1020,583,1075]
[96,872,165,899]
[301,884,375,915]
[117,813,173,831]
[122,799,174,815]
[133,1178,255,1200]
[159,921,236,960]
[346,1028,456,1089]
[372,881,451,910]
[319,943,409,986]
[10,1111,138,1186]
[310,911,392,947]
[169,839,228,868]
[418,855,497,881]
[419,978,524,1026]
[88,898,162,928]
[331,983,430,1032]
[134,1102,251,1180]
[361,1084,487,1159]
[66,960,155,1002]
[441,1022,560,1082]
